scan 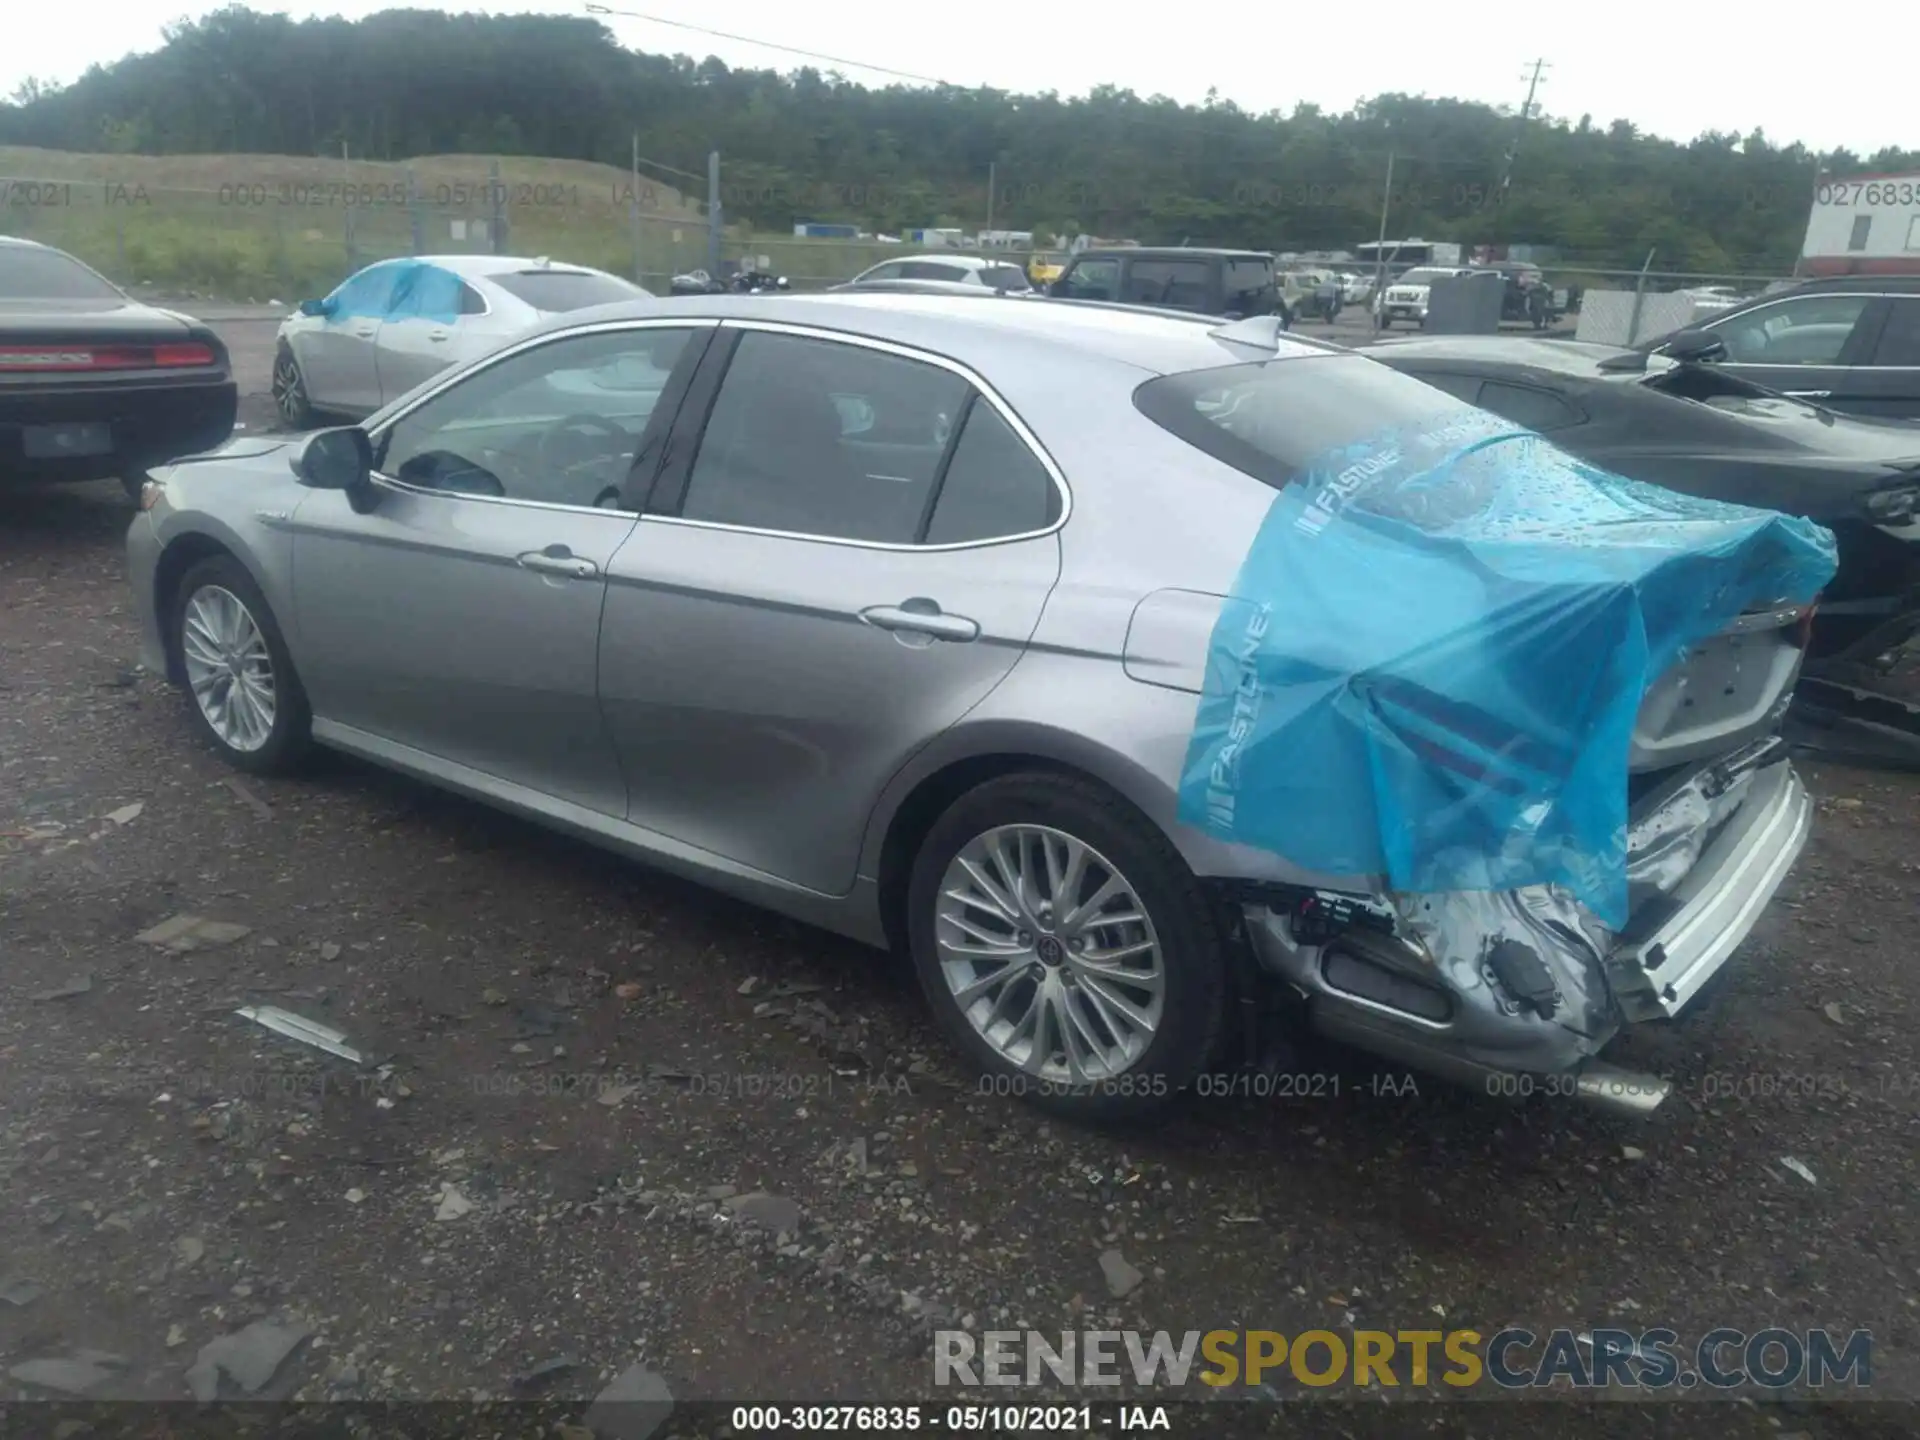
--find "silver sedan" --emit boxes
[272,254,650,426]
[127,292,1815,1123]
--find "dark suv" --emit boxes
[1048,248,1284,321]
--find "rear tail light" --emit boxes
[0,342,217,371]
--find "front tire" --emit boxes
[171,555,313,775]
[907,773,1228,1124]
[272,342,316,430]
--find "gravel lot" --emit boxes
[0,315,1915,1436]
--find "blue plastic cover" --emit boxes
[321,259,460,323]
[1177,404,1836,928]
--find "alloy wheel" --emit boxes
[180,584,278,752]
[933,824,1166,1083]
[271,351,306,426]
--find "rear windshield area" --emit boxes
[491,270,650,311]
[0,244,124,300]
[1133,355,1469,489]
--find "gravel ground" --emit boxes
[0,321,1915,1438]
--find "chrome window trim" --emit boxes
[362,316,717,518]
[643,317,1074,554]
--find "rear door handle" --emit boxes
[1784,389,1831,399]
[860,602,979,642]
[353,325,377,338]
[517,546,599,579]
[428,329,450,342]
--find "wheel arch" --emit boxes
[865,723,1181,957]
[152,529,266,685]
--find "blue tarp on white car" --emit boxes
[1175,402,1835,927]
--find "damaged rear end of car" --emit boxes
[1136,344,1835,1115]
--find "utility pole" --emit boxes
[1481,58,1548,264]
[986,161,996,239]
[1371,151,1394,327]
[1492,59,1550,210]
[707,150,722,278]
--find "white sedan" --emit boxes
[272,254,651,426]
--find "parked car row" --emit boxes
[8,229,1915,1129]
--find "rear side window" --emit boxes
[1123,259,1212,310]
[1134,355,1467,489]
[459,282,488,315]
[923,401,1061,544]
[1872,297,1920,366]
[1475,381,1581,432]
[1224,258,1275,316]
[977,264,1032,291]
[491,270,648,311]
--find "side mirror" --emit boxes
[1661,327,1729,365]
[298,298,330,318]
[292,427,378,513]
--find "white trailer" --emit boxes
[1800,171,1920,277]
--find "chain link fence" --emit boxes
[1,159,717,301]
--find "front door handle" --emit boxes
[428,329,450,342]
[353,325,377,338]
[860,601,980,642]
[517,545,599,579]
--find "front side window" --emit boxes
[1710,294,1872,365]
[1057,258,1120,301]
[679,331,971,543]
[326,262,406,317]
[900,261,968,282]
[376,327,695,506]
[1123,259,1212,310]
[858,261,906,282]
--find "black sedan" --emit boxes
[1,236,237,500]
[1638,275,1920,420]
[1366,334,1920,657]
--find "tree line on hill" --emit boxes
[3,6,1914,274]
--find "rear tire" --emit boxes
[170,555,313,775]
[906,772,1228,1124]
[272,342,316,430]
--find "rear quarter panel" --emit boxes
[857,352,1360,890]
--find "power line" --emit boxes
[582,4,953,87]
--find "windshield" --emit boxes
[1394,268,1459,287]
[491,270,650,312]
[0,244,126,301]
[1134,354,1470,490]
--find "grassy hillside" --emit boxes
[0,146,711,298]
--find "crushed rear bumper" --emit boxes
[1240,738,1811,1115]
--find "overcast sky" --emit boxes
[6,1,1906,158]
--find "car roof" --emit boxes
[0,234,56,251]
[1763,274,1920,294]
[389,254,609,279]
[523,291,1336,376]
[1075,248,1271,260]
